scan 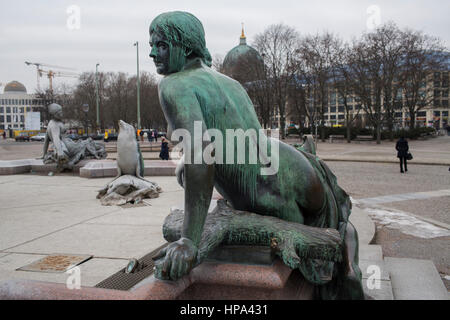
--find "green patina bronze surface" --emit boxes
[149,11,364,299]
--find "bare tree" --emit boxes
[398,29,448,129]
[254,24,299,138]
[298,32,338,141]
[330,40,361,142]
[212,54,225,73]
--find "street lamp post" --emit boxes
[95,63,100,131]
[134,41,141,129]
[82,104,89,135]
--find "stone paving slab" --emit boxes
[363,279,394,300]
[0,254,128,287]
[349,206,375,245]
[384,257,449,300]
[359,259,390,281]
[0,204,120,251]
[359,245,383,261]
[7,224,166,260]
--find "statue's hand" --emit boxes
[152,237,198,281]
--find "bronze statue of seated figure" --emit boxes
[149,11,364,300]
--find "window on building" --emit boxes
[442,100,448,107]
[0,107,3,113]
[338,114,344,119]
[20,107,24,113]
[434,90,440,98]
[442,111,448,116]
[330,115,336,120]
[434,100,440,107]
[442,90,449,98]
[0,115,3,122]
[330,107,336,113]
[13,107,17,113]
[6,107,11,113]
[417,111,426,117]
[434,111,441,117]
[338,106,345,112]
[395,112,402,118]
[6,115,11,122]
[26,107,31,112]
[20,115,24,122]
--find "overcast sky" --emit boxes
[1,0,449,93]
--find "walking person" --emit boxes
[153,129,158,142]
[2,131,6,139]
[396,136,409,173]
[159,137,169,160]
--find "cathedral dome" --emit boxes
[222,26,264,82]
[4,81,27,93]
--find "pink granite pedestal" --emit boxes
[0,259,315,300]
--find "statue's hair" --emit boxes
[48,103,62,115]
[149,11,212,67]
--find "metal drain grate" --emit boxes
[94,243,168,291]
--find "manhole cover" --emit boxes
[17,254,93,273]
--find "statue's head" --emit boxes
[149,11,212,75]
[48,103,63,120]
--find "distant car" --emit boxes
[158,132,167,138]
[89,133,104,140]
[15,133,30,142]
[30,133,46,142]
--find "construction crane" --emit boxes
[25,61,78,91]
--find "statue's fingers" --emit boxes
[170,254,182,281]
[154,259,169,280]
[160,254,172,280]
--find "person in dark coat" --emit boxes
[153,129,158,142]
[159,137,169,160]
[395,136,409,173]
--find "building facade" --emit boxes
[0,81,44,134]
[298,70,449,130]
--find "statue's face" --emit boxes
[149,32,170,75]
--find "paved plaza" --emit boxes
[0,135,449,296]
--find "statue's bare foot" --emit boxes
[152,237,198,281]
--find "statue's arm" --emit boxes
[41,132,49,158]
[161,85,214,245]
[154,83,214,280]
